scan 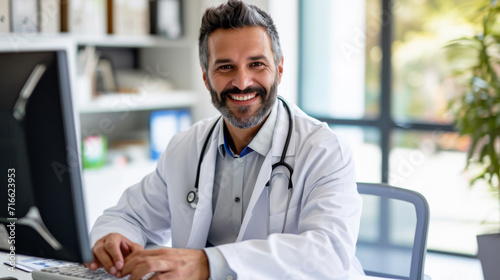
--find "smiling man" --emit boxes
[89,1,364,279]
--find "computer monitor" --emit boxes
[0,50,92,263]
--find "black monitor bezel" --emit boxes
[0,49,92,263]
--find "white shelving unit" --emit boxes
[75,34,194,48]
[73,35,199,206]
[0,33,194,48]
[1,32,201,230]
[72,34,201,230]
[78,91,198,113]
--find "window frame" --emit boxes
[298,0,470,257]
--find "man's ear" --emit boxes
[201,65,210,91]
[277,57,284,84]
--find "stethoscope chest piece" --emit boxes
[187,190,198,209]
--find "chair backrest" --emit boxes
[356,182,430,280]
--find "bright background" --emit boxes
[298,0,498,256]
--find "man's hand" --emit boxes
[89,233,144,277]
[122,248,210,280]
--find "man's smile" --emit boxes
[228,93,258,101]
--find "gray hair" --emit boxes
[198,0,283,73]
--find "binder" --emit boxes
[156,0,182,39]
[60,0,69,32]
[107,0,113,33]
[39,0,61,33]
[111,0,149,35]
[11,0,39,34]
[0,0,10,33]
[149,0,157,34]
[68,0,107,35]
[150,109,191,160]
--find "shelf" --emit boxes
[0,33,194,49]
[0,34,76,51]
[83,158,158,176]
[78,91,198,113]
[75,34,194,48]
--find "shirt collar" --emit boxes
[217,101,278,158]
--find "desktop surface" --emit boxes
[3,254,402,280]
[6,270,401,280]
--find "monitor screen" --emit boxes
[0,50,92,263]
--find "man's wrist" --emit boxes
[197,249,210,279]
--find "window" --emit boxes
[299,0,496,255]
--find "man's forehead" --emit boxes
[207,26,273,61]
[209,25,267,36]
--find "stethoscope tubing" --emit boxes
[188,96,294,233]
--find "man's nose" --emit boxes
[232,68,253,90]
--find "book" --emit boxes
[156,0,182,39]
[39,0,61,33]
[68,0,107,35]
[149,0,157,34]
[0,0,10,33]
[11,0,38,34]
[60,0,69,32]
[111,0,149,35]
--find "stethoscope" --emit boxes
[186,96,294,234]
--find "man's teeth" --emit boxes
[230,94,256,101]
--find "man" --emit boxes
[89,1,364,279]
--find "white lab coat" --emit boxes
[90,100,364,279]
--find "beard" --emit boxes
[207,75,279,129]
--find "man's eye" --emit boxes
[218,65,233,71]
[250,62,264,67]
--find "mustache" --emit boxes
[221,85,267,98]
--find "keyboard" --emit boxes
[31,264,128,280]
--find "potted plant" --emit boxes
[446,1,500,279]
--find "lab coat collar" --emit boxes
[186,118,221,248]
[216,100,278,158]
[271,98,296,157]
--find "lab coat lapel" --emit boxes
[236,152,272,241]
[271,99,296,158]
[186,125,219,249]
[236,100,296,241]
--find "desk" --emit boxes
[2,254,33,280]
[354,276,403,280]
[2,269,399,280]
[1,265,31,280]
[1,269,398,280]
[1,253,68,280]
[1,256,400,280]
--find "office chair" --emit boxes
[356,182,430,280]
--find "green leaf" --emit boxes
[447,0,500,194]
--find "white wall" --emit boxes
[269,0,298,105]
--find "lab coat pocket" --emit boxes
[268,204,300,234]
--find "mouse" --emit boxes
[0,277,18,280]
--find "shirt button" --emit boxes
[234,197,240,203]
[237,158,243,163]
[227,275,233,280]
